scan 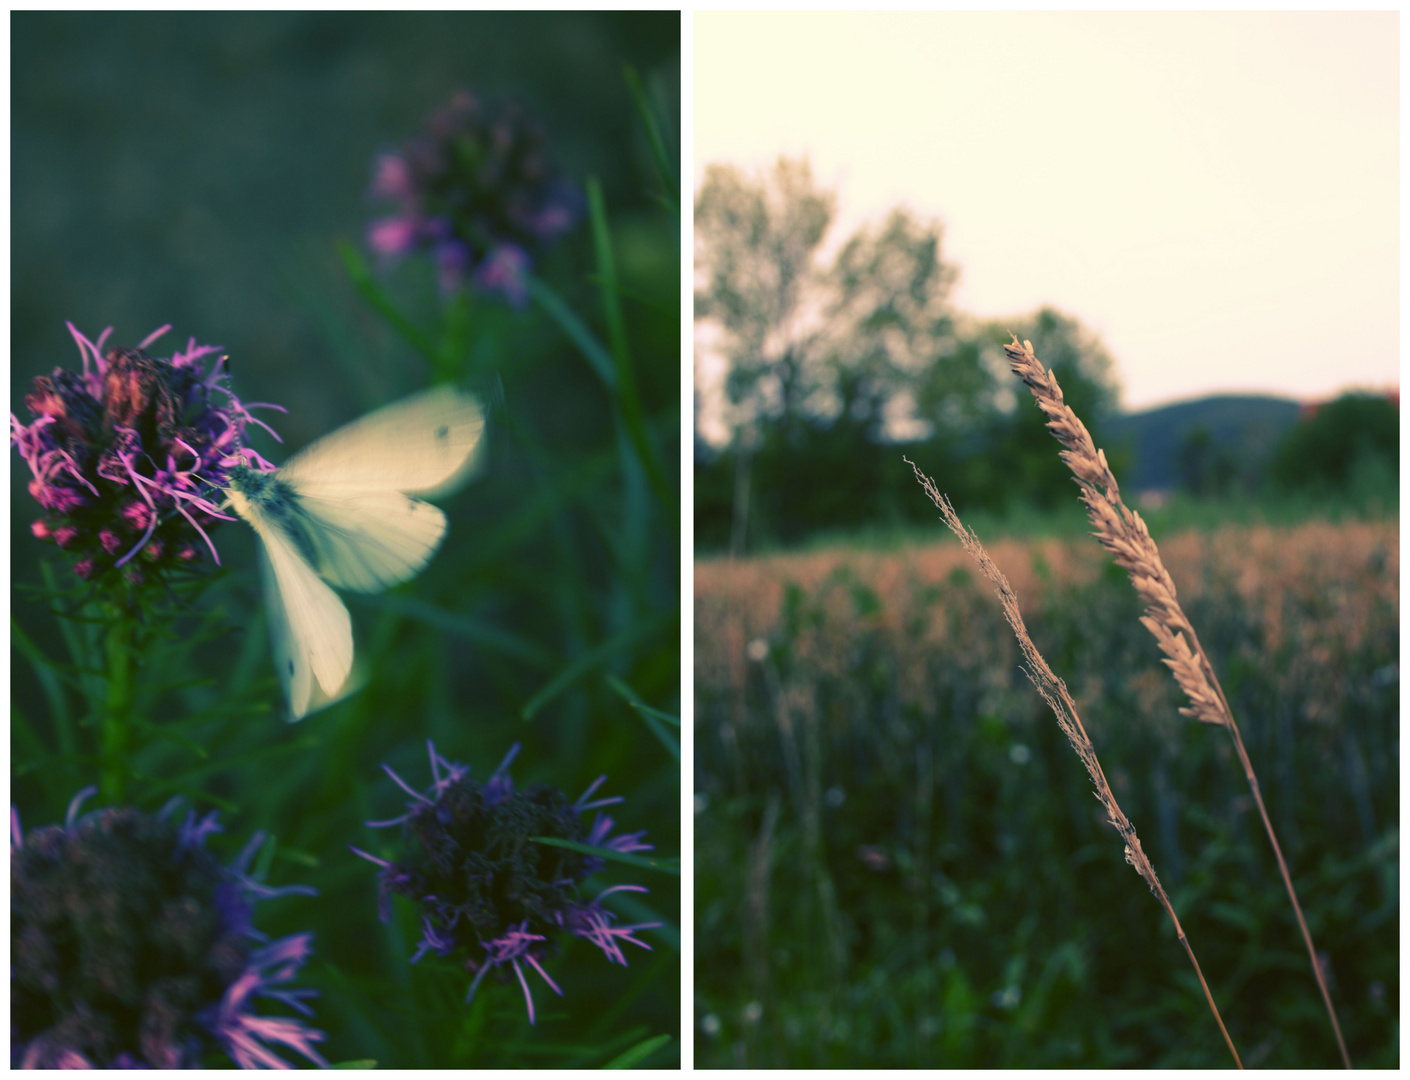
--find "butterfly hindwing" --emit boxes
[254,510,354,720]
[276,487,448,593]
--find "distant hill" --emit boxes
[1104,395,1302,491]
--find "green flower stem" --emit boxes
[100,605,134,802]
[435,290,472,384]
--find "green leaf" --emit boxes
[530,836,679,876]
[604,1033,673,1069]
[520,608,678,720]
[605,675,679,761]
[337,239,437,364]
[359,594,555,669]
[527,273,616,388]
[623,66,678,216]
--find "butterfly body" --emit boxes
[225,386,484,719]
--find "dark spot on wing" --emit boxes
[435,424,449,440]
[288,659,296,675]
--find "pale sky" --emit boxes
[695,11,1398,413]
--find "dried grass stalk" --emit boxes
[1003,334,1350,1068]
[908,461,1241,1069]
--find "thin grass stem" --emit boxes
[909,461,1242,1069]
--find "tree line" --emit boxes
[695,157,1397,552]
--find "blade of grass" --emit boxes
[531,836,680,876]
[337,240,438,365]
[623,66,678,216]
[605,674,680,760]
[12,617,74,757]
[527,273,616,388]
[587,177,675,516]
[604,1033,673,1069]
[520,607,678,720]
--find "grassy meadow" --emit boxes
[693,514,1398,1068]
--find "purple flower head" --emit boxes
[11,324,282,584]
[366,89,582,305]
[10,791,325,1069]
[352,741,661,1025]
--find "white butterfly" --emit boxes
[224,386,485,720]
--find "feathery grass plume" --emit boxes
[1002,334,1351,1068]
[907,460,1241,1069]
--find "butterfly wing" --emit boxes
[226,387,482,717]
[252,507,354,721]
[273,488,448,593]
[280,385,485,497]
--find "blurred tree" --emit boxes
[695,157,834,552]
[1174,424,1239,498]
[973,308,1123,512]
[824,208,961,439]
[694,160,1125,549]
[1270,393,1399,499]
[695,157,836,434]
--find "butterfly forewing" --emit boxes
[279,385,484,496]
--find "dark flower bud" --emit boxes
[367,90,581,305]
[352,742,660,1025]
[11,791,326,1069]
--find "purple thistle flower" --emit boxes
[11,790,326,1069]
[352,742,661,1025]
[366,89,581,306]
[11,323,282,584]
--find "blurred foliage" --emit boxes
[695,158,837,430]
[695,310,1123,549]
[693,521,1398,1067]
[694,156,1123,552]
[1270,393,1399,502]
[1165,392,1399,505]
[1175,424,1240,499]
[12,11,679,1069]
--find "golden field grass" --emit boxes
[696,518,1397,728]
[693,516,1398,1067]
